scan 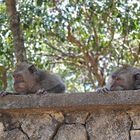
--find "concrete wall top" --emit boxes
[0,90,140,112]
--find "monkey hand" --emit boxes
[36,88,48,95]
[96,87,109,94]
[0,91,9,97]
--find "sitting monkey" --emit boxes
[12,62,66,94]
[96,65,140,93]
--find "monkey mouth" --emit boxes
[14,83,27,92]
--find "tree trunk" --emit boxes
[6,0,27,64]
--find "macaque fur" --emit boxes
[96,65,140,93]
[13,62,66,94]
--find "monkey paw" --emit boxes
[36,89,48,95]
[96,87,109,94]
[0,91,9,97]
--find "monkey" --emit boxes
[12,62,66,95]
[96,65,140,93]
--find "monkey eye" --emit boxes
[116,77,122,81]
[112,75,117,79]
[112,75,121,80]
[13,74,23,81]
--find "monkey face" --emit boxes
[13,73,28,93]
[110,75,126,91]
[109,72,136,91]
[96,66,140,93]
[13,63,40,93]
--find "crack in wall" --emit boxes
[0,113,30,140]
[2,122,30,140]
[81,124,89,140]
[124,111,133,140]
[47,113,64,140]
[18,125,30,140]
[51,121,64,140]
[85,113,91,140]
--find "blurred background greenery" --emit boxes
[0,0,140,92]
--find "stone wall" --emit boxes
[0,91,140,140]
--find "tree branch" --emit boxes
[44,39,68,56]
[67,25,105,86]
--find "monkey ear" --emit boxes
[28,65,37,73]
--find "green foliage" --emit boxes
[0,0,140,92]
[0,2,14,66]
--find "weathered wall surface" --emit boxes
[0,91,140,140]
